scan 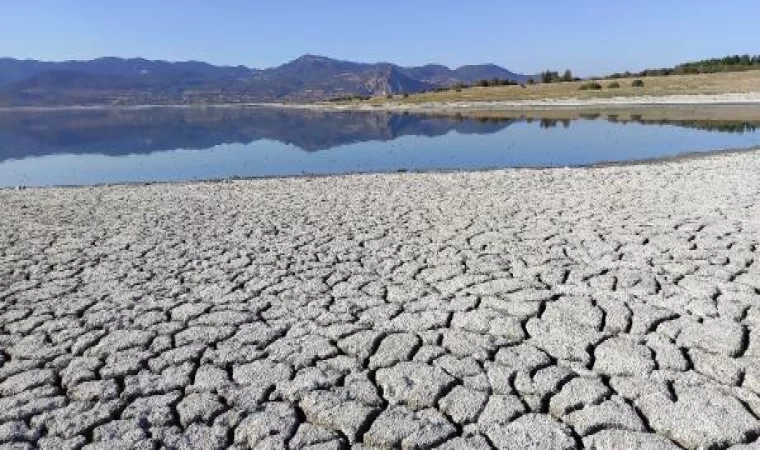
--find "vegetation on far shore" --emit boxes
[332,55,760,104]
[607,54,760,79]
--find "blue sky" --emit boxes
[1,1,758,76]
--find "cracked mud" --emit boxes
[1,152,760,449]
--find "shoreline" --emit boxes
[299,92,760,113]
[5,145,759,192]
[1,92,760,113]
[2,145,759,449]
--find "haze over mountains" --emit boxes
[0,55,530,107]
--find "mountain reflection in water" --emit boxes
[1,106,759,162]
[0,107,517,159]
[1,106,760,187]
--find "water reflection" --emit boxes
[0,106,759,187]
[1,106,759,162]
[0,107,518,159]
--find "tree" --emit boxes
[562,70,573,82]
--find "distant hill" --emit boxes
[0,55,530,106]
[401,63,530,85]
[243,55,436,102]
[397,63,530,86]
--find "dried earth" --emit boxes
[1,152,760,449]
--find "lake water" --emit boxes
[1,106,759,187]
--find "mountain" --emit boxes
[0,55,530,106]
[0,57,254,86]
[400,63,530,85]
[238,55,435,101]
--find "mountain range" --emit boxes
[0,55,530,107]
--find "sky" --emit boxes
[1,1,758,76]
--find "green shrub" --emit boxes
[541,70,561,83]
[632,79,645,88]
[578,81,603,91]
[608,81,621,89]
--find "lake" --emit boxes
[1,106,759,187]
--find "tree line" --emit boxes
[607,54,760,79]
[539,70,579,83]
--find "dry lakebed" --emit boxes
[1,151,760,449]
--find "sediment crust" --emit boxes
[1,152,760,449]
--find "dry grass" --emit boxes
[349,70,760,105]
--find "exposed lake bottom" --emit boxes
[1,151,759,448]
